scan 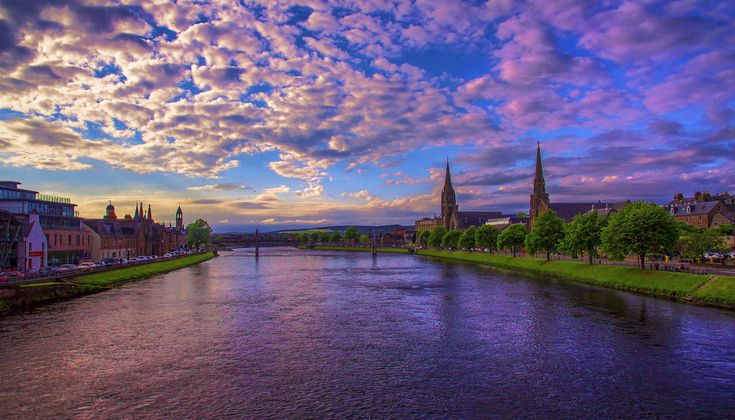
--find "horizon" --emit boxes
[1,1,734,232]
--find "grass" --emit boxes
[297,245,410,254]
[692,276,735,307]
[72,252,214,290]
[20,282,67,288]
[417,250,724,303]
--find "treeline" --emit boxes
[297,226,371,245]
[420,202,733,269]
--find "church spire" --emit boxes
[530,142,550,227]
[441,159,458,230]
[147,204,153,221]
[133,202,139,220]
[444,158,452,188]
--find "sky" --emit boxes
[0,0,734,232]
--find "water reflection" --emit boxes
[0,247,733,418]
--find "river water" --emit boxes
[1,247,734,418]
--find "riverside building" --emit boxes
[0,181,90,267]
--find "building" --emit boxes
[663,191,735,230]
[415,216,442,233]
[83,203,140,261]
[0,210,48,271]
[485,215,530,230]
[0,181,90,266]
[433,161,502,230]
[529,144,624,226]
[84,202,188,261]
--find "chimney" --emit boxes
[674,192,684,202]
[694,191,703,202]
[703,191,711,201]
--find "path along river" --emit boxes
[1,247,734,418]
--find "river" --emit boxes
[1,247,734,418]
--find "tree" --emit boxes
[475,224,498,251]
[442,230,462,249]
[319,231,331,244]
[418,230,431,249]
[601,201,679,269]
[297,233,308,244]
[717,224,734,236]
[497,224,527,256]
[458,226,477,250]
[679,229,728,262]
[329,231,342,244]
[560,212,606,263]
[429,226,447,249]
[525,210,565,260]
[309,232,321,244]
[187,219,212,249]
[358,234,370,245]
[516,211,529,217]
[343,226,359,245]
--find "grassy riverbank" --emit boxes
[1,253,214,312]
[296,245,410,254]
[72,252,215,291]
[418,250,735,308]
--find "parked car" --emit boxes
[38,267,57,276]
[78,262,97,270]
[56,264,78,272]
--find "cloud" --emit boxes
[0,0,733,226]
[187,183,249,191]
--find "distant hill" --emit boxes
[268,225,412,235]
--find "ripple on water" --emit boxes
[0,247,734,418]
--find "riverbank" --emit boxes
[0,252,214,313]
[295,246,735,310]
[417,250,735,309]
[296,245,410,254]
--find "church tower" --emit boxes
[147,204,153,222]
[529,142,550,228]
[176,206,183,229]
[441,160,459,230]
[104,201,117,220]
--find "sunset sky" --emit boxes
[1,0,734,232]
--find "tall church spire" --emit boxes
[530,142,550,227]
[441,159,459,230]
[147,204,153,221]
[133,203,139,220]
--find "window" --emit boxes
[686,205,691,214]
[68,234,72,245]
[76,235,80,246]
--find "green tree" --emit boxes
[429,226,448,249]
[458,226,477,250]
[358,234,370,245]
[474,224,498,251]
[187,219,212,249]
[525,210,565,260]
[679,229,728,262]
[601,201,679,269]
[516,211,529,217]
[319,231,331,244]
[497,224,527,257]
[560,212,606,263]
[442,230,462,249]
[329,231,342,244]
[418,230,431,249]
[343,226,359,245]
[716,224,734,236]
[309,232,321,244]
